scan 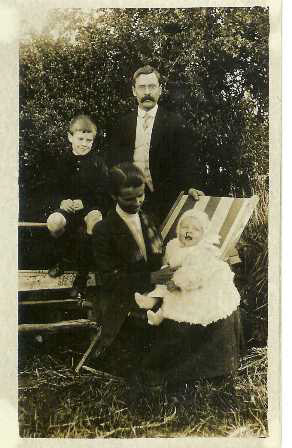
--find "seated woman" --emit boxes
[136,209,242,387]
[91,162,175,357]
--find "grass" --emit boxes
[18,332,268,439]
[236,179,269,346]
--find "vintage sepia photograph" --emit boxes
[13,2,278,443]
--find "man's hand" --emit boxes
[150,266,177,285]
[188,188,205,201]
[73,199,84,211]
[60,199,75,213]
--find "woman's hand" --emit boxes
[150,266,177,285]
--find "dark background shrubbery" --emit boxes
[19,7,269,345]
[19,7,268,219]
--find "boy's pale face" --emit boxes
[116,184,145,214]
[178,217,204,247]
[68,131,95,156]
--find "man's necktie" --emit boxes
[143,112,152,131]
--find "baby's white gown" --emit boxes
[139,238,240,327]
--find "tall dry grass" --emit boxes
[18,343,267,438]
[236,175,268,346]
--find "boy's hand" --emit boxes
[60,199,75,212]
[73,199,84,211]
[188,188,205,200]
[150,266,177,285]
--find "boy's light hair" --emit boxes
[69,114,97,136]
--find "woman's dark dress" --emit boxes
[141,309,241,384]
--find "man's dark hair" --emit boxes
[109,162,145,196]
[132,65,161,86]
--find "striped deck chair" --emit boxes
[75,193,258,373]
[160,193,259,264]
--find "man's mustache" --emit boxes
[142,95,155,102]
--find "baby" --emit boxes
[135,209,240,326]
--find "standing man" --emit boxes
[107,65,204,224]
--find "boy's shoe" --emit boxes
[48,262,65,278]
[70,272,89,299]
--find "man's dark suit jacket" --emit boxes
[107,107,204,223]
[92,209,163,349]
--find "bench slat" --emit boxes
[18,271,96,291]
[18,319,96,333]
[19,299,93,308]
[18,222,47,227]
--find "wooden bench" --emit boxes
[18,270,97,334]
[18,222,97,334]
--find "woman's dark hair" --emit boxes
[109,162,145,196]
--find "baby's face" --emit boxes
[178,216,204,247]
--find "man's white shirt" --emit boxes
[116,204,147,261]
[133,104,158,192]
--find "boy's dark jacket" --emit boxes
[92,209,163,346]
[50,148,110,215]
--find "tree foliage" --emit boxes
[19,7,269,219]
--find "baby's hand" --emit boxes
[166,280,179,292]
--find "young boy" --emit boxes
[47,114,110,297]
[91,162,175,353]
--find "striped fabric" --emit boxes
[160,194,259,261]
